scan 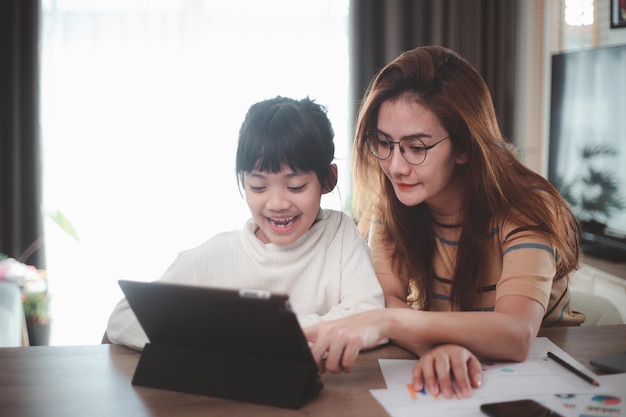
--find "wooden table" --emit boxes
[1,325,625,417]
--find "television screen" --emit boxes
[548,44,626,261]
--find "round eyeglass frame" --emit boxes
[363,131,451,165]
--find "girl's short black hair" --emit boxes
[236,96,335,188]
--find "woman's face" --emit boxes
[376,99,468,215]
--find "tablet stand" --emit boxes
[132,343,323,409]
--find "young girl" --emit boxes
[305,46,584,398]
[106,96,384,350]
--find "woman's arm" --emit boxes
[381,294,544,361]
[305,292,544,368]
[304,292,543,397]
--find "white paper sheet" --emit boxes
[371,337,625,417]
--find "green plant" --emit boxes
[0,210,73,334]
[23,291,51,324]
[554,143,625,224]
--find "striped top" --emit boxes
[370,211,584,327]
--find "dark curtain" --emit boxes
[350,0,519,141]
[0,0,45,268]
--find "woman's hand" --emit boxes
[412,344,482,399]
[303,310,388,374]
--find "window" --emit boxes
[562,0,596,49]
[564,0,594,26]
[40,0,349,345]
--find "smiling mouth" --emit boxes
[395,182,416,190]
[267,216,298,228]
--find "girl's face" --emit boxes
[376,99,468,215]
[244,167,323,245]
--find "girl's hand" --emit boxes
[412,344,482,399]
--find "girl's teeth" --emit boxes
[270,216,295,226]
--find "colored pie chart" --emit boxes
[591,395,622,405]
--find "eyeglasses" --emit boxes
[363,131,450,165]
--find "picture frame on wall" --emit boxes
[611,0,626,28]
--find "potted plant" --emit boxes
[23,290,52,346]
[1,209,78,346]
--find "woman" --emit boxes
[304,46,583,399]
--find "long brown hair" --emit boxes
[352,46,580,311]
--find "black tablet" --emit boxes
[118,279,323,408]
